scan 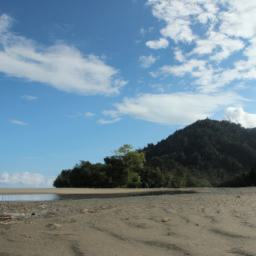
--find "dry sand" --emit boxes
[0,188,256,256]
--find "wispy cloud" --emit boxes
[21,95,38,101]
[9,119,28,126]
[0,14,11,33]
[84,112,95,118]
[97,117,120,125]
[0,14,126,96]
[139,27,154,37]
[102,92,242,125]
[139,55,158,68]
[67,111,95,119]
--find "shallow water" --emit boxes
[0,194,60,202]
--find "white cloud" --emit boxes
[225,106,256,128]
[84,112,95,118]
[146,0,256,93]
[146,38,169,49]
[102,92,241,125]
[140,27,154,36]
[139,55,158,68]
[160,19,195,43]
[21,95,38,101]
[193,31,244,62]
[147,0,217,43]
[219,1,256,39]
[9,119,28,126]
[67,111,95,119]
[0,14,126,96]
[0,14,12,34]
[0,172,53,187]
[159,59,207,77]
[97,117,120,125]
[174,48,185,62]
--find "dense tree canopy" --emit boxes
[143,119,256,186]
[54,119,256,188]
[54,145,149,188]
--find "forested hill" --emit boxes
[143,119,256,186]
[54,119,256,188]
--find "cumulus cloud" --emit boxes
[219,1,256,39]
[0,14,126,95]
[146,38,169,49]
[174,48,185,62]
[225,106,256,128]
[139,55,158,68]
[9,119,28,126]
[102,92,241,125]
[147,0,212,43]
[146,0,256,93]
[193,31,245,62]
[0,172,53,187]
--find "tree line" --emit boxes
[54,119,256,188]
[54,144,206,188]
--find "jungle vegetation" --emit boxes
[54,119,256,188]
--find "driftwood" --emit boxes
[0,213,27,224]
[0,214,14,224]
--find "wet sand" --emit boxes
[0,188,195,200]
[0,187,193,195]
[0,188,256,256]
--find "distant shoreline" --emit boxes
[0,188,196,197]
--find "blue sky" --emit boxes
[1,0,256,187]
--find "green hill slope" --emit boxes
[54,119,256,188]
[143,119,256,186]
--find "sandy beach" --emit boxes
[0,188,256,256]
